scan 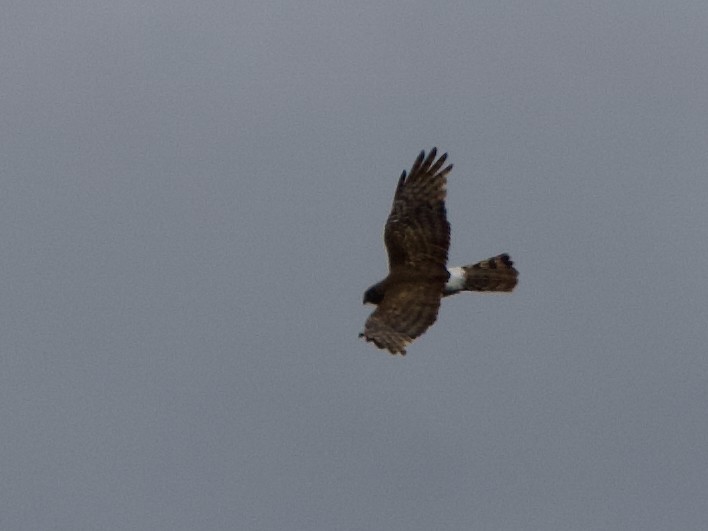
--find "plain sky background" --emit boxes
[2,1,708,530]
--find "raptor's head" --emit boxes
[363,282,385,305]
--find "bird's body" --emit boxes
[360,148,518,355]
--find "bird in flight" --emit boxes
[360,148,518,355]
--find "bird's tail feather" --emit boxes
[459,253,518,293]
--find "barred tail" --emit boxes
[463,253,518,292]
[444,253,518,296]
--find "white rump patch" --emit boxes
[445,266,466,293]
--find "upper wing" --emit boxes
[359,281,443,355]
[384,148,452,276]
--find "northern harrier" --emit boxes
[360,148,518,355]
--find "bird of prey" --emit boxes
[359,148,518,355]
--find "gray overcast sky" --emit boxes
[2,2,708,530]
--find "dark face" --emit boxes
[363,283,385,305]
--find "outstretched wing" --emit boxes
[360,281,443,355]
[361,149,454,355]
[384,148,452,276]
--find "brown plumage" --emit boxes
[443,254,518,295]
[360,149,518,356]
